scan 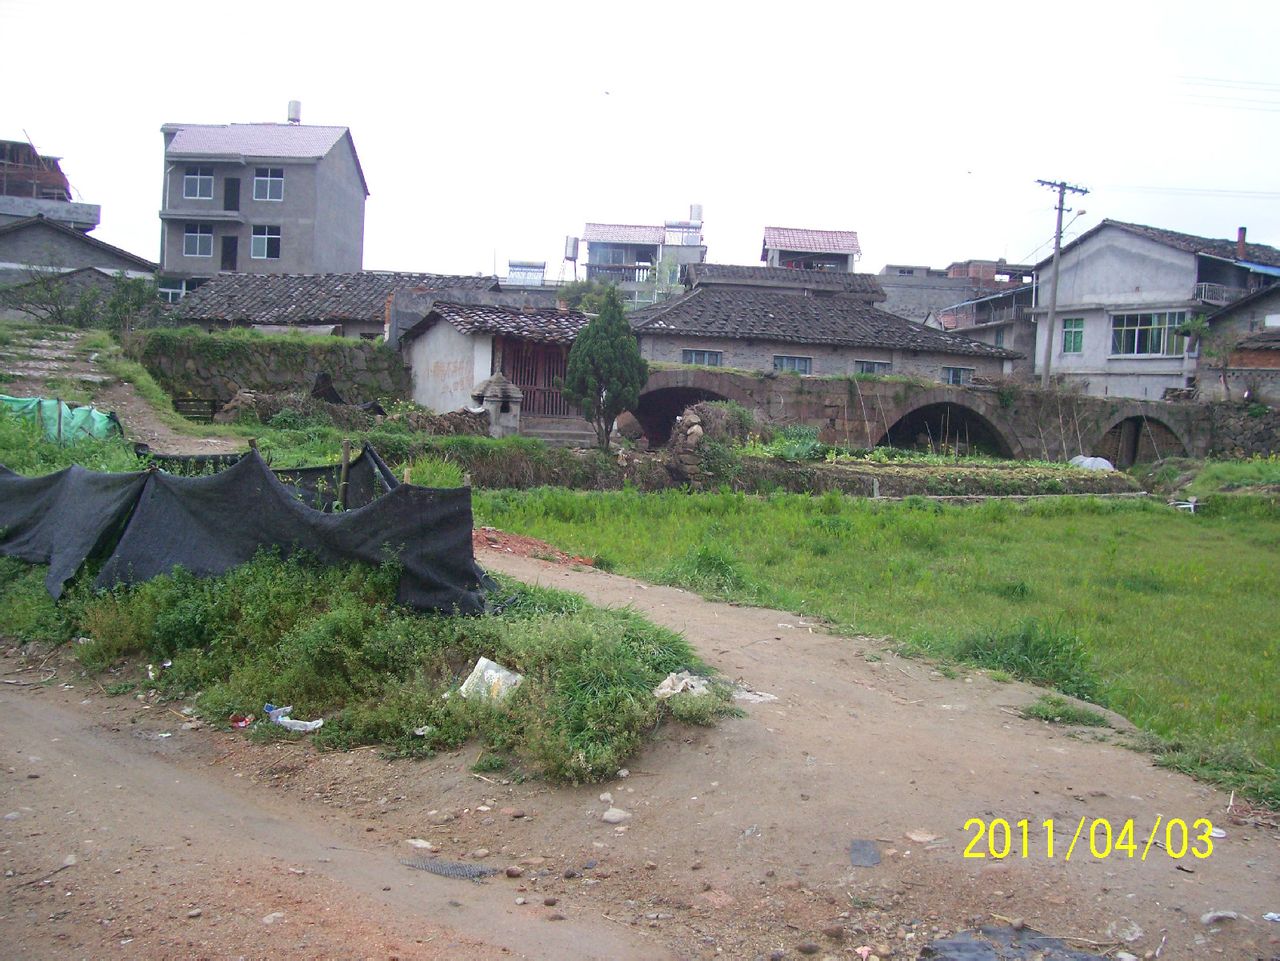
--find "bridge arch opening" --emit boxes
[632,386,730,446]
[876,402,1016,458]
[1096,416,1187,468]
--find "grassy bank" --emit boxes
[0,552,731,782]
[475,488,1279,803]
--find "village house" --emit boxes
[630,263,1017,384]
[931,285,1037,379]
[581,205,707,309]
[1199,284,1280,403]
[157,103,368,301]
[168,270,499,338]
[878,259,1034,325]
[761,226,860,272]
[1029,219,1280,400]
[0,139,100,232]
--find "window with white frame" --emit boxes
[253,167,284,201]
[251,225,281,259]
[1110,311,1187,356]
[856,359,892,375]
[681,349,722,367]
[773,355,812,374]
[942,366,973,385]
[1062,317,1083,353]
[183,223,213,257]
[183,166,214,200]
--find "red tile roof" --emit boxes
[763,226,861,257]
[583,223,665,245]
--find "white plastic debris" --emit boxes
[1200,910,1238,925]
[458,657,524,702]
[264,703,323,733]
[732,685,778,704]
[1068,455,1115,471]
[412,725,434,737]
[1263,912,1280,922]
[654,670,710,699]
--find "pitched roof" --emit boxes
[762,226,861,257]
[630,286,1016,359]
[164,123,349,158]
[171,271,499,325]
[162,122,369,195]
[424,302,590,345]
[0,215,157,272]
[686,263,885,298]
[1043,219,1280,270]
[1237,328,1280,350]
[583,223,665,245]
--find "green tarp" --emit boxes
[1,395,121,443]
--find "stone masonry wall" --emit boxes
[131,328,410,406]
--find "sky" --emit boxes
[6,0,1279,278]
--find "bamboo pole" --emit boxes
[338,440,351,510]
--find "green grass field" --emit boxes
[475,488,1280,802]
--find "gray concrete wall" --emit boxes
[0,197,100,230]
[0,222,152,275]
[313,139,365,272]
[878,275,978,322]
[638,333,1007,382]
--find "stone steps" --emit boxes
[519,416,600,449]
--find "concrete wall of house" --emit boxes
[0,224,150,275]
[962,320,1036,379]
[312,140,365,272]
[405,323,493,413]
[0,197,100,230]
[879,276,977,322]
[161,155,364,278]
[1032,226,1201,399]
[638,334,1007,382]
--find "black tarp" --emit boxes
[134,443,399,512]
[0,465,149,598]
[0,450,486,614]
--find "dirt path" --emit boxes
[1,327,240,456]
[2,553,1277,959]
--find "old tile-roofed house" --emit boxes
[171,270,499,338]
[630,284,1016,385]
[0,215,156,286]
[391,289,591,417]
[1199,283,1280,403]
[1030,219,1280,400]
[685,263,886,300]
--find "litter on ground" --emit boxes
[458,657,524,701]
[654,670,710,699]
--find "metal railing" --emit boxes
[585,263,651,285]
[1194,283,1249,305]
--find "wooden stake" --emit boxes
[403,466,412,485]
[338,440,351,509]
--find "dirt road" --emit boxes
[2,551,1277,960]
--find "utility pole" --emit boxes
[1037,179,1089,389]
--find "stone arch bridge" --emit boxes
[633,367,1211,466]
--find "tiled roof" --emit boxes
[630,287,1016,359]
[763,226,861,256]
[0,216,157,271]
[583,223,665,245]
[1237,328,1280,351]
[687,263,885,298]
[164,123,349,159]
[1050,220,1280,269]
[171,271,498,325]
[429,302,590,345]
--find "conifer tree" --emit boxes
[560,286,648,449]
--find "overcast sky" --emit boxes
[6,0,1279,278]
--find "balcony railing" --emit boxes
[586,263,651,285]
[1194,282,1249,305]
[984,305,1031,324]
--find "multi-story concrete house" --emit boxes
[582,205,707,309]
[1031,220,1280,399]
[878,259,1034,324]
[0,139,100,232]
[157,105,367,300]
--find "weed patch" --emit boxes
[1021,694,1110,727]
[954,621,1100,701]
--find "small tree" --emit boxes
[559,278,613,314]
[559,286,648,449]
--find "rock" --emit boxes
[468,848,490,859]
[617,768,630,778]
[644,861,657,870]
[1200,910,1238,925]
[262,912,284,925]
[769,952,787,961]
[563,869,580,879]
[599,792,613,804]
[796,943,820,956]
[543,897,558,907]
[515,897,526,905]
[505,866,524,878]
[821,925,844,941]
[548,913,566,921]
[876,945,893,958]
[1009,917,1024,931]
[601,807,631,825]
[500,807,526,818]
[186,909,202,919]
